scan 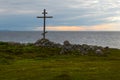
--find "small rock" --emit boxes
[95,49,103,55]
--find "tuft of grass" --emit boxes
[52,73,72,80]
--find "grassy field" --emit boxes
[0,42,120,80]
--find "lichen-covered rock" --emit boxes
[89,45,96,51]
[34,38,62,48]
[95,49,103,55]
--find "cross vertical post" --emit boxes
[37,9,53,39]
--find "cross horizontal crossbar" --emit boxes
[37,16,53,18]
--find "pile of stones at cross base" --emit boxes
[34,38,110,55]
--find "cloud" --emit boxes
[105,16,120,22]
[15,10,39,14]
[0,9,6,13]
[0,8,39,14]
[0,0,120,30]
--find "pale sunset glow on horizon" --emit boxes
[34,23,120,31]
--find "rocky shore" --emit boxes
[1,38,110,56]
[34,38,110,55]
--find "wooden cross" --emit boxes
[37,9,53,39]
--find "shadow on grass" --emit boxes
[52,73,72,80]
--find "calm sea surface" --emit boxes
[0,31,120,49]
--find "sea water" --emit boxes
[0,31,120,49]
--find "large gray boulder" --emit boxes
[60,40,73,54]
[63,40,71,46]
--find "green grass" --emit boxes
[0,42,120,80]
[0,56,120,80]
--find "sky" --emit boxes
[0,0,120,31]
